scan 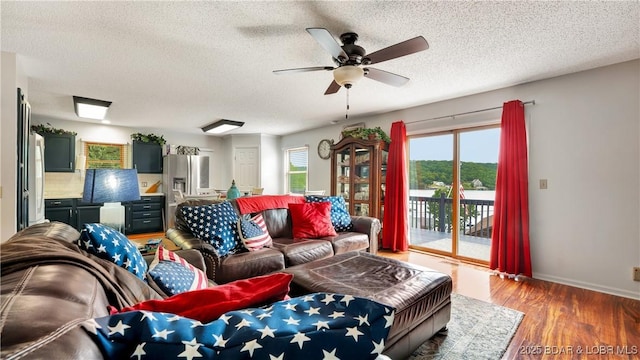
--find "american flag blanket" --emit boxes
[83,292,394,359]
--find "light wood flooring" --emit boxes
[378,249,640,360]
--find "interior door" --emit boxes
[234,146,259,193]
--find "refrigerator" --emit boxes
[28,133,46,225]
[163,155,210,228]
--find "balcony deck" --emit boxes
[409,228,491,261]
[408,194,494,262]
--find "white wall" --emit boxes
[1,52,29,241]
[282,59,640,300]
[280,125,346,194]
[259,134,282,194]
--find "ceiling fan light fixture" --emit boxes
[333,66,364,87]
[202,119,244,134]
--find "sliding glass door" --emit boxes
[408,126,499,264]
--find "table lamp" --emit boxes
[83,169,140,232]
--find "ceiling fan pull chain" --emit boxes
[345,87,350,120]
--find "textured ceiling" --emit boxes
[2,1,638,136]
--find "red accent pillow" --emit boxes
[110,272,292,323]
[288,201,338,239]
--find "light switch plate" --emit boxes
[539,179,548,189]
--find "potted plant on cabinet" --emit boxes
[130,133,166,145]
[340,126,391,143]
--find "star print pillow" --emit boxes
[78,223,148,281]
[83,292,395,360]
[180,202,241,256]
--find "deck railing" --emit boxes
[408,193,495,238]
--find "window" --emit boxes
[84,142,127,169]
[285,147,308,194]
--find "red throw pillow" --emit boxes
[288,201,337,239]
[110,272,292,323]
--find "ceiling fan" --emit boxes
[273,28,429,95]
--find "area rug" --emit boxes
[407,293,524,360]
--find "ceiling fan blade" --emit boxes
[324,80,341,95]
[364,68,410,87]
[273,66,334,74]
[365,36,429,65]
[306,28,349,63]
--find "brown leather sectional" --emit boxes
[168,197,453,358]
[2,220,452,359]
[1,222,210,359]
[167,197,382,283]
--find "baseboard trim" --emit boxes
[533,273,640,300]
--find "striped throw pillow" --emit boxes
[147,246,208,296]
[237,213,273,251]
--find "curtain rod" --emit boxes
[406,100,535,124]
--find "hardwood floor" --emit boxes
[378,249,640,360]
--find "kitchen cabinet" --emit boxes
[45,198,103,231]
[125,195,165,234]
[330,137,388,220]
[45,196,164,234]
[132,141,163,173]
[44,134,75,172]
[45,198,75,225]
[75,200,103,228]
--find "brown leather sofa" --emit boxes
[166,197,381,283]
[0,221,211,359]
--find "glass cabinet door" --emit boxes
[380,149,388,219]
[353,145,370,216]
[335,147,351,207]
[331,137,388,220]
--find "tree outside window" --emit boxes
[286,147,308,194]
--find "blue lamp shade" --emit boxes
[83,169,141,203]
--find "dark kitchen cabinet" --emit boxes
[125,195,165,234]
[132,141,163,174]
[45,199,75,226]
[44,134,75,172]
[45,196,164,234]
[75,199,103,229]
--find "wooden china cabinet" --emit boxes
[330,136,389,220]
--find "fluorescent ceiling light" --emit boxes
[73,96,112,120]
[202,119,244,134]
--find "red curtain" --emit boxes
[382,121,408,252]
[490,100,532,277]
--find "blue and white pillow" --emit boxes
[237,213,273,251]
[180,202,240,256]
[78,223,148,281]
[147,246,209,297]
[306,195,353,232]
[82,292,395,360]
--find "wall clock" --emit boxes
[317,139,333,160]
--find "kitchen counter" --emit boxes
[45,192,165,200]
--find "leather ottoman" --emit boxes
[283,251,452,359]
